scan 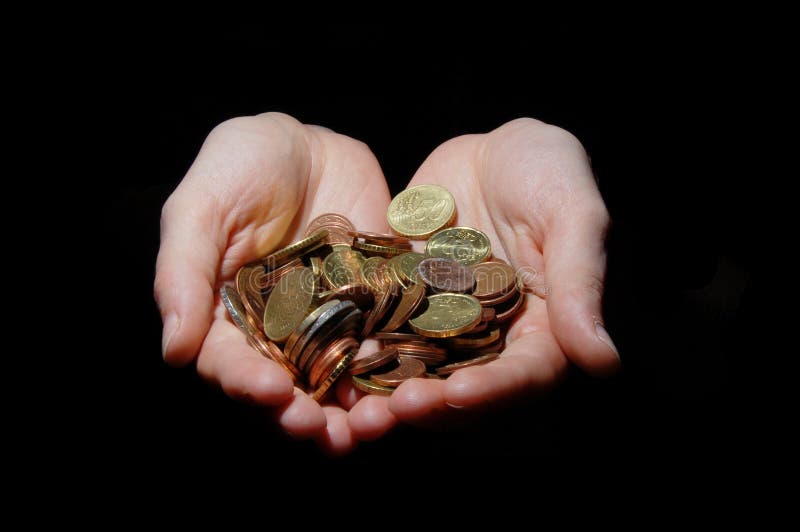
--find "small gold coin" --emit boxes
[263,267,317,342]
[351,376,395,396]
[387,184,456,238]
[260,230,328,270]
[408,293,483,338]
[425,227,491,266]
[322,248,365,289]
[360,256,388,293]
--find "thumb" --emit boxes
[154,194,221,367]
[545,203,620,376]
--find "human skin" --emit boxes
[154,113,619,455]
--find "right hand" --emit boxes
[154,112,393,454]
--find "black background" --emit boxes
[102,21,754,482]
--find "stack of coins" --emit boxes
[221,184,525,401]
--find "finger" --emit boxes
[347,395,397,441]
[273,388,327,439]
[335,378,362,411]
[545,200,621,376]
[388,378,447,424]
[196,319,295,405]
[443,328,568,409]
[155,195,221,367]
[316,405,359,456]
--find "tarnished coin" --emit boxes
[416,257,475,293]
[235,265,267,331]
[387,184,456,238]
[380,283,427,332]
[304,213,355,246]
[370,356,426,386]
[323,248,365,289]
[348,346,399,375]
[470,261,517,299]
[318,283,374,311]
[425,226,491,266]
[353,240,410,257]
[263,267,317,342]
[408,293,483,338]
[436,352,500,376]
[352,376,395,396]
[260,230,328,270]
[312,346,357,402]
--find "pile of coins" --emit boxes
[221,184,525,401]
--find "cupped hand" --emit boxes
[154,112,392,454]
[346,118,620,437]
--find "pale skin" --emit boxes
[155,112,620,455]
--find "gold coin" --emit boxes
[392,252,426,285]
[263,267,317,342]
[322,248,365,289]
[408,293,483,338]
[352,240,409,257]
[259,230,328,270]
[387,184,456,238]
[351,376,395,396]
[360,256,388,293]
[425,227,491,266]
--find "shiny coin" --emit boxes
[352,376,395,396]
[221,286,257,335]
[312,347,357,402]
[235,265,267,331]
[408,293,483,338]
[309,336,359,389]
[381,283,427,332]
[304,213,355,246]
[387,252,425,286]
[360,257,389,293]
[298,309,362,372]
[348,346,399,376]
[387,184,456,238]
[471,261,517,299]
[361,280,400,338]
[260,230,328,270]
[288,300,357,366]
[374,331,426,343]
[426,226,491,266]
[436,352,500,376]
[262,267,317,342]
[283,299,341,361]
[318,283,374,311]
[322,248,365,289]
[416,257,475,293]
[491,289,525,323]
[353,240,410,257]
[370,356,426,386]
[348,231,411,246]
[445,327,501,349]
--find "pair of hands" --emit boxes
[154,112,619,454]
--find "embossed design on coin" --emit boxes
[416,257,475,293]
[263,267,316,342]
[260,230,328,270]
[322,248,365,289]
[304,213,355,246]
[408,293,483,338]
[470,261,517,299]
[387,184,456,238]
[426,226,491,265]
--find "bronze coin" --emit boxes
[374,331,426,343]
[361,280,400,338]
[478,285,518,307]
[235,265,267,331]
[491,289,525,323]
[312,348,357,402]
[283,299,339,358]
[464,321,488,334]
[287,300,357,366]
[348,231,411,246]
[416,257,475,293]
[348,346,399,376]
[446,327,501,349]
[470,261,517,299]
[380,283,427,332]
[298,308,362,373]
[392,342,448,357]
[318,283,375,311]
[352,240,410,257]
[304,213,356,246]
[481,307,496,322]
[309,336,359,389]
[398,352,447,366]
[351,376,395,396]
[435,352,500,376]
[370,356,426,387]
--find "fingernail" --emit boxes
[162,313,179,358]
[594,320,619,357]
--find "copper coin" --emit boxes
[287,300,356,366]
[451,339,505,356]
[416,257,475,293]
[392,342,448,357]
[235,265,267,331]
[318,283,375,311]
[398,352,447,366]
[380,283,427,332]
[470,261,517,299]
[304,213,355,246]
[348,346,399,376]
[353,240,410,257]
[464,321,488,334]
[298,308,362,372]
[283,300,339,359]
[370,356,426,386]
[435,352,500,376]
[309,336,359,388]
[374,331,426,342]
[481,307,496,322]
[348,231,411,245]
[491,289,525,323]
[361,280,400,338]
[446,327,501,349]
[478,285,518,307]
[312,348,357,402]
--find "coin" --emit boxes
[322,248,365,289]
[235,265,267,331]
[287,300,357,367]
[309,336,359,389]
[387,252,425,287]
[352,376,395,396]
[262,267,317,342]
[491,289,525,323]
[361,280,400,338]
[298,309,362,372]
[348,231,411,245]
[312,347,357,402]
[416,257,475,293]
[445,327,501,349]
[304,213,355,246]
[283,299,340,360]
[481,307,496,322]
[477,285,518,307]
[318,283,374,311]
[353,240,410,257]
[380,283,427,332]
[370,356,426,386]
[425,226,491,266]
[260,230,328,270]
[221,286,256,335]
[387,184,456,238]
[436,352,500,376]
[374,331,426,342]
[348,346,399,375]
[361,257,389,293]
[470,261,517,299]
[408,293,483,338]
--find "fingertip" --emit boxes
[387,378,446,421]
[317,406,358,456]
[442,366,492,409]
[276,390,327,439]
[335,378,362,410]
[348,395,397,441]
[227,359,296,405]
